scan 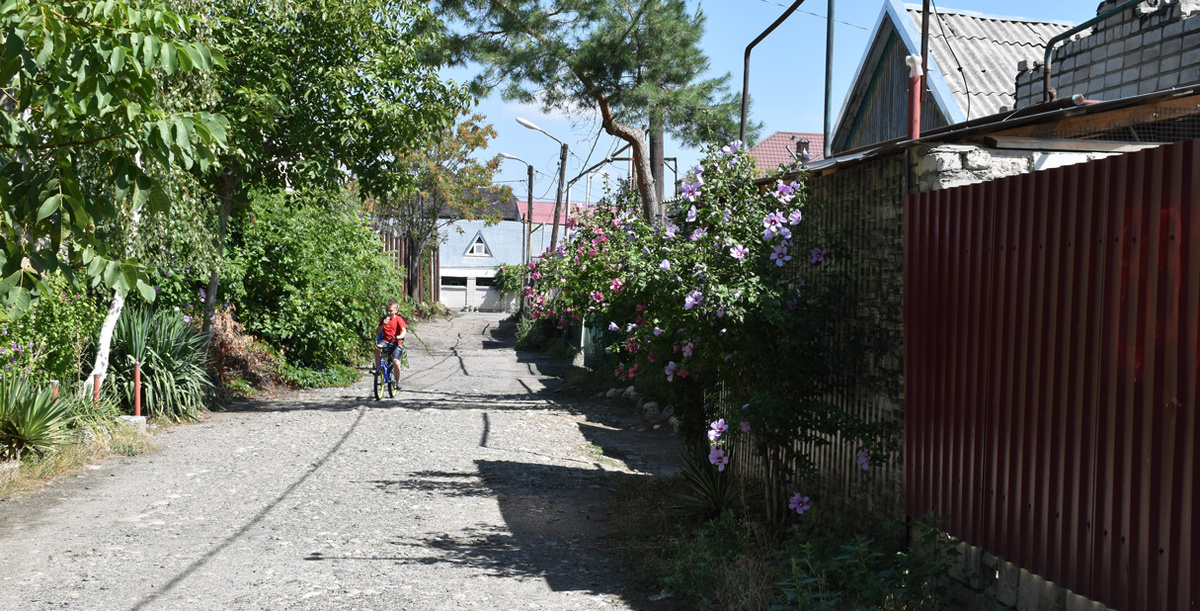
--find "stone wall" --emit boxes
[1014,0,1200,108]
[914,143,1116,191]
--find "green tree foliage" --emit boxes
[379,113,508,300]
[198,0,472,325]
[0,0,228,316]
[434,0,752,219]
[227,188,405,369]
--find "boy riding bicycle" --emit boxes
[373,300,407,385]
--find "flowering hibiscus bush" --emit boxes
[526,142,888,514]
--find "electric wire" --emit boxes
[753,0,868,31]
[929,0,972,121]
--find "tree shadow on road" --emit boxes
[356,459,676,610]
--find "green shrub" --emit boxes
[771,511,955,611]
[227,187,406,369]
[0,274,102,385]
[492,263,525,296]
[106,305,212,421]
[514,315,546,351]
[0,374,73,459]
[279,363,358,389]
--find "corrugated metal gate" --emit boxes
[905,140,1200,610]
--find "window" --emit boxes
[441,276,467,286]
[465,233,491,257]
[475,276,495,287]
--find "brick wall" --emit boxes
[1014,0,1200,108]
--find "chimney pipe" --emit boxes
[906,55,923,140]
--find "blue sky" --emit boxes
[450,0,1103,204]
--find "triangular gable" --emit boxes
[463,231,493,257]
[832,0,1073,153]
[832,0,962,153]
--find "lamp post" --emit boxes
[498,153,534,267]
[517,117,569,251]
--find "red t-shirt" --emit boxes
[379,315,407,342]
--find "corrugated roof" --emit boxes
[520,200,590,225]
[749,131,824,175]
[904,5,1073,119]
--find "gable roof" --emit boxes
[437,187,519,221]
[905,4,1073,120]
[518,200,591,225]
[748,132,824,175]
[833,0,1073,150]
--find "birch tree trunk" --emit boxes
[85,201,143,393]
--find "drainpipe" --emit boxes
[741,0,808,143]
[1042,0,1142,103]
[906,55,923,140]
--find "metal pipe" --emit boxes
[1042,0,1141,103]
[920,0,930,103]
[526,164,533,263]
[824,0,835,158]
[134,360,142,418]
[906,55,923,140]
[741,0,808,143]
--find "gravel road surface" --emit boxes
[0,312,681,610]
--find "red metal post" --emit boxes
[133,360,142,417]
[906,55,923,140]
[93,374,100,408]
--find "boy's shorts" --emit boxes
[378,341,403,361]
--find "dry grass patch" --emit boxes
[0,420,152,500]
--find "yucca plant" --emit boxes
[675,447,744,519]
[106,306,212,422]
[0,375,73,459]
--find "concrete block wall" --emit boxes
[1014,0,1200,109]
[914,144,1115,191]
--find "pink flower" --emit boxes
[590,291,604,302]
[708,418,728,441]
[610,278,624,291]
[810,247,827,264]
[788,493,811,515]
[770,245,792,267]
[682,342,694,357]
[856,449,870,470]
[709,447,729,471]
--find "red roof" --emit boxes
[748,131,824,176]
[517,200,590,224]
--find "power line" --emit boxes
[753,0,869,31]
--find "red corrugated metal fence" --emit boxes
[905,140,1200,610]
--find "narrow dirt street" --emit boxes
[0,312,681,610]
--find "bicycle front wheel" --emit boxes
[373,368,383,401]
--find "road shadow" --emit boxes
[358,459,675,610]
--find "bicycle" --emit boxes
[373,340,402,400]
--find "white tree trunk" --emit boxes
[85,291,125,391]
[85,200,141,395]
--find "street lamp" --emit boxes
[498,153,534,267]
[517,117,569,251]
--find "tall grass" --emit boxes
[106,306,212,421]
